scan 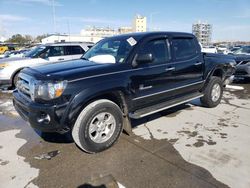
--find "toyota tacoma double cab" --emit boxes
[13,32,235,153]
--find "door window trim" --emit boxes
[133,36,172,66]
[171,37,199,61]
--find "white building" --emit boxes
[133,15,147,32]
[118,27,133,34]
[80,27,118,43]
[192,21,212,46]
[41,34,96,44]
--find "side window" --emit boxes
[71,46,84,55]
[48,46,65,57]
[139,39,170,64]
[172,38,198,60]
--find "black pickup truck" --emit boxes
[13,32,235,153]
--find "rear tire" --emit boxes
[72,99,123,153]
[201,76,223,108]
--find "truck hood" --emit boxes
[24,58,123,81]
[33,59,105,75]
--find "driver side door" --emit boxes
[130,36,174,110]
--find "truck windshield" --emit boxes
[82,36,139,64]
[25,46,47,58]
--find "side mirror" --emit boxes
[136,53,154,64]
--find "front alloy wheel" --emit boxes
[89,112,116,144]
[72,99,123,153]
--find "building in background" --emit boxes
[118,27,133,34]
[133,15,147,32]
[80,26,118,43]
[41,34,95,44]
[192,21,212,46]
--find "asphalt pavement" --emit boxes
[0,81,249,188]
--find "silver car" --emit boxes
[0,42,93,89]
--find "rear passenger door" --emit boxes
[170,37,204,95]
[47,46,69,62]
[65,45,85,60]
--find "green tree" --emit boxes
[7,34,27,45]
[24,35,33,44]
[35,34,49,43]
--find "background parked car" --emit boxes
[202,46,217,53]
[0,45,15,54]
[0,49,30,59]
[0,42,93,89]
[230,46,250,81]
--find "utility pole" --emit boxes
[150,12,159,31]
[51,0,56,34]
[67,20,71,41]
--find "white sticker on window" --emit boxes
[127,37,137,46]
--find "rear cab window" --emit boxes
[65,45,85,55]
[172,37,198,60]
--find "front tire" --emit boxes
[72,99,123,153]
[201,76,223,108]
[12,71,21,88]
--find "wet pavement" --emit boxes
[0,81,249,188]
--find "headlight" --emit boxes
[0,63,9,69]
[35,80,67,100]
[229,62,236,67]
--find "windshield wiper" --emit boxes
[81,57,89,61]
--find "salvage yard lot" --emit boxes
[0,82,250,188]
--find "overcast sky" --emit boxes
[0,0,250,41]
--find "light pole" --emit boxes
[150,12,159,31]
[51,0,56,34]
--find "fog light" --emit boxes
[37,113,51,124]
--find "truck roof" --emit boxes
[110,31,195,39]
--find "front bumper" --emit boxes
[13,90,69,132]
[234,65,250,78]
[223,75,234,85]
[0,79,12,89]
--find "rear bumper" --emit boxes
[13,90,69,132]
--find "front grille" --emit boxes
[16,73,33,100]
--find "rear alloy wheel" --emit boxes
[72,99,123,153]
[201,76,223,108]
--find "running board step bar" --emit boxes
[129,92,204,119]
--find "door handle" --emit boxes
[195,62,202,66]
[165,67,175,71]
[139,84,152,90]
[58,58,64,61]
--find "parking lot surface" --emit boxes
[0,82,249,188]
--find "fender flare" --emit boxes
[61,82,133,134]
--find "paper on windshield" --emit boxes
[127,37,137,46]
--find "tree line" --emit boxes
[5,34,49,45]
